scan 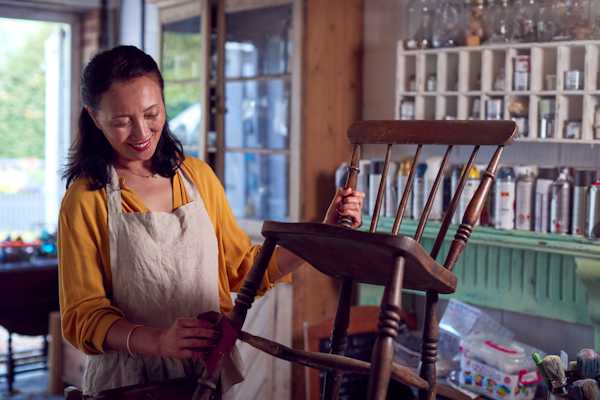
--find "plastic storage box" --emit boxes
[459,334,542,400]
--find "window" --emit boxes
[161,15,202,157]
[0,17,72,237]
[224,4,293,221]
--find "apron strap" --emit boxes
[177,165,202,203]
[106,166,123,215]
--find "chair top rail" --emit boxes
[348,120,517,146]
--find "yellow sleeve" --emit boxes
[58,180,124,355]
[187,159,291,297]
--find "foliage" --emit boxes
[0,23,55,158]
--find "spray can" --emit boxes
[335,162,349,189]
[534,167,558,233]
[368,160,385,217]
[384,162,398,218]
[494,166,516,230]
[514,166,537,231]
[572,169,596,236]
[358,160,371,214]
[458,165,481,226]
[587,180,600,239]
[549,167,572,234]
[425,157,444,220]
[413,163,428,219]
[397,160,413,219]
[450,165,463,225]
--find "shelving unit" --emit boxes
[396,40,600,144]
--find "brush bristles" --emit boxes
[573,379,600,400]
[542,355,567,391]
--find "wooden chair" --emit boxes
[218,119,517,400]
[88,120,516,400]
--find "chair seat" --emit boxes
[262,221,457,294]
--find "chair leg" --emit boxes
[230,238,277,325]
[367,257,406,400]
[321,277,353,400]
[7,332,14,394]
[418,291,440,400]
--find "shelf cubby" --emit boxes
[396,40,600,144]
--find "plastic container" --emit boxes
[459,334,542,400]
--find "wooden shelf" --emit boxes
[396,40,600,142]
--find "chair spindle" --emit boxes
[391,145,422,236]
[430,146,480,261]
[414,145,453,243]
[369,144,393,233]
[444,145,504,271]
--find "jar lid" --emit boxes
[574,169,597,187]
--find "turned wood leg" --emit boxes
[321,278,353,400]
[231,238,277,325]
[419,291,440,400]
[367,256,405,400]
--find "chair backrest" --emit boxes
[342,120,517,271]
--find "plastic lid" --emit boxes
[574,169,597,187]
[461,334,540,374]
[537,167,558,181]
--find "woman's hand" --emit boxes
[158,318,218,361]
[323,187,365,229]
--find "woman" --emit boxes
[58,45,364,396]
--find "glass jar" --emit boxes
[432,0,462,47]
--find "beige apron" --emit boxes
[82,167,243,396]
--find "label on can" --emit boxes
[459,179,479,226]
[384,163,398,218]
[397,175,413,219]
[534,180,553,232]
[413,177,426,219]
[369,174,382,217]
[549,184,571,234]
[495,181,516,229]
[572,187,587,236]
[516,180,534,230]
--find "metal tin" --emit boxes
[515,166,537,231]
[384,162,399,218]
[587,182,600,239]
[514,55,530,91]
[400,99,415,120]
[549,167,572,234]
[397,160,413,219]
[368,160,385,216]
[564,70,583,91]
[564,121,582,139]
[470,98,482,119]
[426,74,437,92]
[486,98,503,120]
[412,163,428,219]
[573,169,596,236]
[512,116,529,138]
[534,167,558,233]
[494,166,516,230]
[538,99,555,139]
[458,165,481,226]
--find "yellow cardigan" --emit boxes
[58,157,285,355]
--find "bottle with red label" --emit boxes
[494,166,516,230]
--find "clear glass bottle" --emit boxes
[536,0,558,42]
[513,0,537,42]
[432,0,462,47]
[488,0,513,43]
[466,0,488,45]
[571,0,592,40]
[407,0,434,49]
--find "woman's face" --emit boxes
[88,74,166,165]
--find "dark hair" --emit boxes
[63,45,184,189]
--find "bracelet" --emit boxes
[126,324,143,357]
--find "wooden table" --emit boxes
[0,258,59,392]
